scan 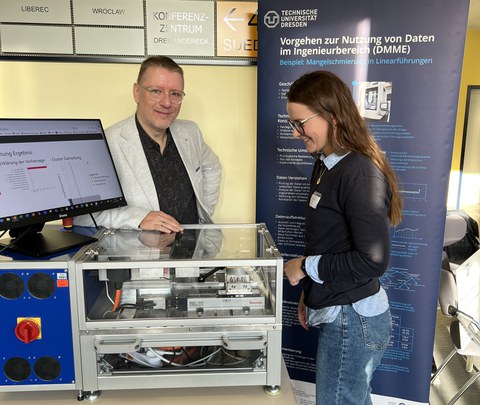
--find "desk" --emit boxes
[0,359,296,405]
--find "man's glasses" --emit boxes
[137,83,185,105]
[287,113,320,136]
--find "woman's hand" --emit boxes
[284,256,306,286]
[298,292,309,331]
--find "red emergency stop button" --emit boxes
[15,319,40,344]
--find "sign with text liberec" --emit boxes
[0,0,258,65]
[256,0,469,404]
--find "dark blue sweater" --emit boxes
[303,151,392,309]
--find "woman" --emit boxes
[283,70,403,405]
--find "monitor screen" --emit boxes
[0,118,127,257]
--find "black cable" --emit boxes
[0,226,33,254]
[182,347,194,362]
[114,299,155,312]
[197,266,226,282]
[89,213,99,229]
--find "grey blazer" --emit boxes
[75,115,221,229]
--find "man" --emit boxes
[75,56,221,232]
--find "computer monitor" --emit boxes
[0,118,127,257]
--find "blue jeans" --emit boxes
[315,305,392,405]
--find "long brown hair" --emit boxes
[287,70,403,226]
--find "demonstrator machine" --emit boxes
[74,223,283,399]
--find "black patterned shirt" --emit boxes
[136,116,198,224]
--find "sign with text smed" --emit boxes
[216,2,258,57]
[146,0,215,57]
[73,0,144,26]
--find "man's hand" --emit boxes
[139,211,183,233]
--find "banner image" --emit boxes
[256,0,469,403]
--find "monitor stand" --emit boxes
[0,227,97,258]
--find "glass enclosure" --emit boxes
[76,224,281,323]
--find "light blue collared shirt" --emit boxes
[305,152,389,325]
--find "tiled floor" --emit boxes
[430,309,480,404]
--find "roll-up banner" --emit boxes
[256,1,469,403]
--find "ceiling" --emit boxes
[469,0,480,28]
